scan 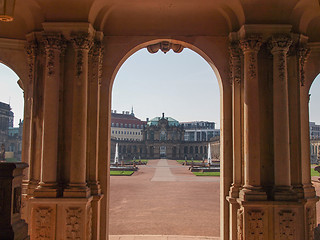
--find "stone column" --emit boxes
[34,34,65,197]
[270,35,295,200]
[228,41,243,240]
[87,38,104,240]
[239,35,266,200]
[64,33,92,198]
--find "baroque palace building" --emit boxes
[110,112,218,160]
[1,1,320,239]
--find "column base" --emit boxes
[63,184,91,198]
[29,197,93,240]
[292,184,304,199]
[303,183,316,199]
[34,182,60,198]
[273,186,297,201]
[239,185,267,201]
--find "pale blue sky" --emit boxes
[0,48,320,128]
[112,48,221,127]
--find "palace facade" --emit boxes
[110,112,219,160]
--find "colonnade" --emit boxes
[227,25,318,239]
[7,22,319,240]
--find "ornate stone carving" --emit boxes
[297,46,310,86]
[43,34,66,76]
[239,35,262,53]
[66,207,83,239]
[34,207,54,240]
[90,41,104,85]
[237,208,244,240]
[25,41,38,84]
[240,36,262,82]
[71,33,93,76]
[278,210,295,239]
[307,207,316,240]
[229,41,242,84]
[270,35,292,82]
[248,210,264,240]
[147,41,184,54]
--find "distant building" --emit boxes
[0,102,13,133]
[0,101,22,161]
[111,109,146,141]
[111,112,220,160]
[310,122,320,139]
[310,139,320,164]
[181,121,220,141]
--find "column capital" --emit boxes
[239,35,262,53]
[71,33,93,51]
[229,41,242,85]
[297,45,310,86]
[270,34,292,54]
[42,33,66,52]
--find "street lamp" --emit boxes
[0,0,15,22]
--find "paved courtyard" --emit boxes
[110,159,320,238]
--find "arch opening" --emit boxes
[108,40,223,238]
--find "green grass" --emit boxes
[193,172,220,176]
[311,168,319,177]
[110,171,134,176]
[130,159,149,163]
[4,158,19,162]
[176,160,203,163]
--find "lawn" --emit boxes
[193,172,220,176]
[130,159,149,163]
[177,160,203,164]
[311,168,320,177]
[4,158,19,162]
[110,171,134,176]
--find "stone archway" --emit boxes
[106,38,232,238]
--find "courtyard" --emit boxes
[110,159,320,239]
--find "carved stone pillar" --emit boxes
[227,41,242,240]
[63,33,92,198]
[21,40,40,224]
[270,35,296,200]
[34,34,65,197]
[298,46,316,199]
[87,37,104,240]
[239,35,266,200]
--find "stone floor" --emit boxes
[110,159,320,238]
[109,159,220,237]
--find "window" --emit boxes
[120,123,123,127]
[116,123,119,127]
[112,131,114,134]
[129,124,131,127]
[133,124,135,128]
[112,123,114,127]
[125,124,127,127]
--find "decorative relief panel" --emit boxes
[247,210,264,240]
[34,207,54,240]
[87,206,93,240]
[307,207,316,240]
[278,210,295,240]
[66,207,83,240]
